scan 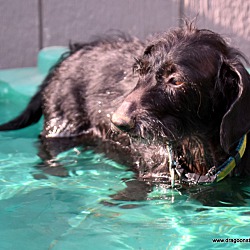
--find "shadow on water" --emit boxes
[35,143,250,208]
[185,177,250,207]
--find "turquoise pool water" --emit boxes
[0,56,250,250]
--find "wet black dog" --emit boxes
[1,23,250,187]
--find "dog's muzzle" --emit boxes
[111,112,135,133]
[111,101,136,133]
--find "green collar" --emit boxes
[168,134,247,186]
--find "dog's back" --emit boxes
[0,34,143,139]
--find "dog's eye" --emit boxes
[168,78,183,86]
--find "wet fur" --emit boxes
[1,23,250,184]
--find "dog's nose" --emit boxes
[111,113,135,132]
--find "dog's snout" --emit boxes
[111,101,136,132]
[111,113,135,132]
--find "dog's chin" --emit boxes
[110,123,211,185]
[110,123,169,146]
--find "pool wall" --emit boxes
[1,0,250,69]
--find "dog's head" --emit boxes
[111,24,250,156]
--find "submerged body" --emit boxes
[1,24,250,184]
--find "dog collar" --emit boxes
[214,134,247,182]
[169,134,247,187]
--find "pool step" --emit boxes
[37,46,69,74]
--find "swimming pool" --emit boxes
[0,49,250,250]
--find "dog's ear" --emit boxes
[220,60,250,153]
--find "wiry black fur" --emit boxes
[1,23,250,185]
[111,23,250,179]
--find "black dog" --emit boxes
[1,23,250,187]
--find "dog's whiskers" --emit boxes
[105,127,113,138]
[154,119,177,141]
